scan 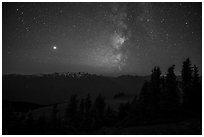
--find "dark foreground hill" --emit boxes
[2,71,201,135]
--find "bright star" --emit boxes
[53,46,57,50]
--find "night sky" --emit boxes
[3,2,202,75]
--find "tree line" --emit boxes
[3,58,202,134]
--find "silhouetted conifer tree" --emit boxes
[182,58,193,85]
[51,104,59,129]
[82,94,92,130]
[85,94,92,115]
[182,58,193,109]
[92,94,106,129]
[78,98,85,130]
[191,65,202,113]
[150,66,162,107]
[37,114,46,133]
[25,111,34,133]
[164,65,180,110]
[80,98,85,117]
[192,65,199,84]
[65,94,78,128]
[137,66,162,118]
[139,81,151,105]
[105,105,116,126]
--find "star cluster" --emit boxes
[3,2,202,75]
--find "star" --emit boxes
[53,46,57,50]
[161,18,165,23]
[26,27,30,32]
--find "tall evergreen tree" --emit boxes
[105,105,116,126]
[37,114,46,133]
[165,65,180,110]
[83,94,92,130]
[150,66,162,110]
[80,98,85,115]
[84,94,92,115]
[192,65,199,85]
[192,65,202,113]
[25,111,34,132]
[51,104,58,128]
[138,81,151,108]
[92,94,106,129]
[181,58,193,109]
[182,58,193,85]
[65,94,78,127]
[138,66,162,117]
[79,98,85,123]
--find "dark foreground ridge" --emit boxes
[2,58,202,135]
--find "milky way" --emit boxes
[110,3,129,71]
[89,3,131,71]
[3,3,202,75]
